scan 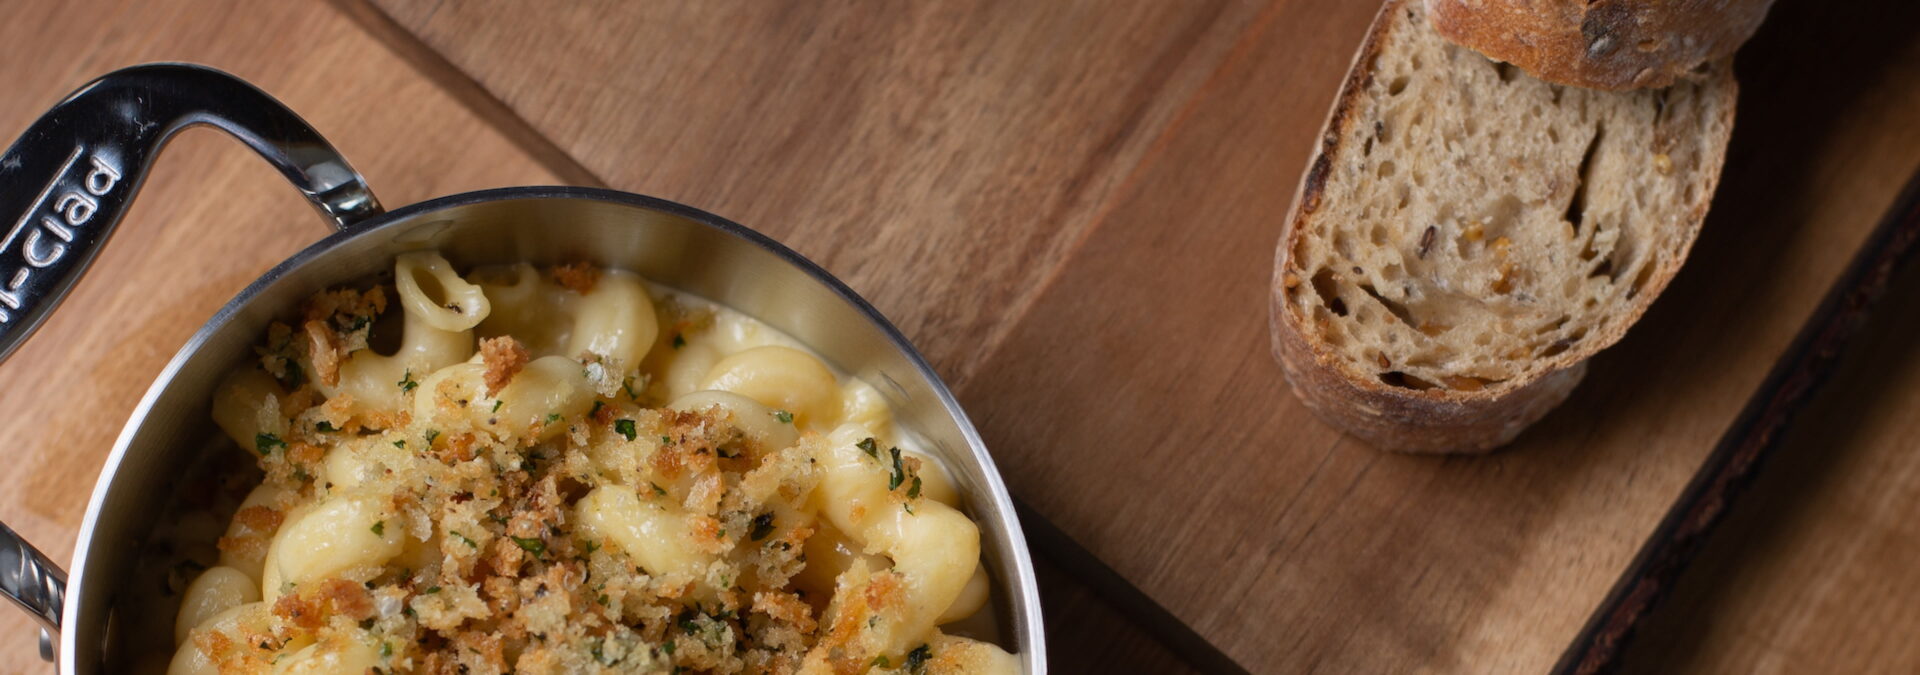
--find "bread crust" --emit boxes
[1269,0,1735,453]
[1423,0,1773,90]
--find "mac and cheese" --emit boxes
[167,253,1014,674]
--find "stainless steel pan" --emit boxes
[0,63,1044,672]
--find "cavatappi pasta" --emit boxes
[167,252,1015,674]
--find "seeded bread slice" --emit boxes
[1269,0,1736,453]
[1425,0,1774,91]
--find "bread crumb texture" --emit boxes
[1281,0,1733,396]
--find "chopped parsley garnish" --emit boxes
[424,429,440,445]
[858,437,878,459]
[772,409,793,424]
[546,412,562,423]
[380,642,392,658]
[275,361,306,390]
[622,376,641,401]
[370,521,385,536]
[422,586,441,594]
[449,531,476,549]
[888,447,906,491]
[871,656,890,668]
[671,333,686,349]
[581,539,600,555]
[749,513,776,541]
[392,439,406,449]
[397,370,418,392]
[254,432,286,456]
[492,399,504,413]
[659,435,672,445]
[650,482,667,497]
[908,475,922,500]
[661,640,676,655]
[614,419,637,441]
[906,644,932,673]
[315,421,338,433]
[511,536,546,557]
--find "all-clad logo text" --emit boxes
[0,145,121,322]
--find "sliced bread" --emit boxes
[1269,0,1737,453]
[1424,0,1774,91]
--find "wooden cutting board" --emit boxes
[360,0,1920,670]
[2,0,1918,671]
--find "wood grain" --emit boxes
[0,2,1198,672]
[364,0,1268,390]
[1,0,1916,672]
[1621,185,1920,675]
[358,0,1920,670]
[1033,553,1199,674]
[961,0,1920,669]
[1613,3,1920,670]
[0,0,561,667]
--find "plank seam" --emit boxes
[323,0,607,189]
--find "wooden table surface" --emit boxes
[1,0,1916,672]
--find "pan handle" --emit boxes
[0,63,381,660]
[0,522,62,660]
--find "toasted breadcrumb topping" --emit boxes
[180,265,1005,674]
[551,261,600,294]
[480,335,531,396]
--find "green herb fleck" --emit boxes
[772,410,793,424]
[672,333,686,349]
[492,399,504,413]
[750,513,775,541]
[315,421,338,433]
[392,439,406,449]
[511,536,546,557]
[398,370,418,392]
[424,429,440,445]
[871,656,890,668]
[371,521,385,536]
[380,641,392,658]
[906,644,931,673]
[661,640,676,655]
[422,586,441,594]
[908,475,922,500]
[659,435,672,445]
[622,377,641,401]
[888,447,905,491]
[275,361,306,391]
[615,419,637,441]
[858,437,878,459]
[650,482,667,497]
[582,539,601,555]
[254,432,286,456]
[450,531,476,549]
[546,412,562,424]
